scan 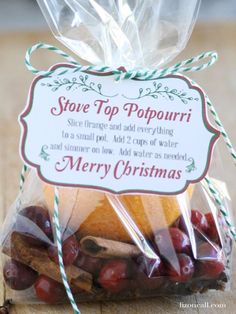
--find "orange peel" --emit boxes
[43,185,194,243]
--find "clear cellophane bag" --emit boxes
[1,0,234,305]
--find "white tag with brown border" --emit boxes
[19,64,219,195]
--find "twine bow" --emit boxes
[25,42,218,81]
[19,43,236,314]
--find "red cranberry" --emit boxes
[19,206,53,245]
[169,228,191,254]
[173,215,188,234]
[205,212,220,243]
[74,251,103,275]
[34,275,66,304]
[154,228,173,259]
[48,235,79,266]
[4,259,38,290]
[155,228,191,256]
[98,259,131,293]
[136,254,163,277]
[196,242,224,279]
[191,209,208,233]
[167,253,194,282]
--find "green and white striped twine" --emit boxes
[20,42,236,313]
[53,187,81,314]
[19,164,28,191]
[25,42,218,81]
[204,176,236,239]
[206,98,236,162]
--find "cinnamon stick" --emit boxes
[2,232,92,292]
[80,236,140,258]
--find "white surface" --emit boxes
[0,0,47,31]
[200,0,236,20]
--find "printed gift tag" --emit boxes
[19,64,219,194]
